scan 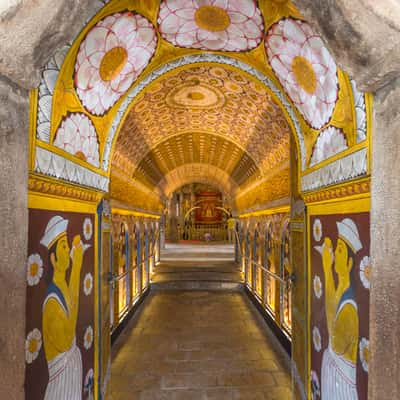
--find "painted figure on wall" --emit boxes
[315,218,362,400]
[40,216,87,400]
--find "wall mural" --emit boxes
[309,211,370,400]
[195,191,223,223]
[26,209,95,400]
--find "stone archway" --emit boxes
[0,1,399,399]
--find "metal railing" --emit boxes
[233,230,291,286]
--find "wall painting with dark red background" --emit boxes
[309,211,370,400]
[25,208,95,400]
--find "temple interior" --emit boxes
[1,0,400,399]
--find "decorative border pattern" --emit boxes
[29,175,103,202]
[351,80,367,143]
[102,54,306,171]
[303,178,370,204]
[301,148,368,192]
[34,147,109,191]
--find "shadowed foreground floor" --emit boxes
[110,291,292,400]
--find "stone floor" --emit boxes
[110,290,292,400]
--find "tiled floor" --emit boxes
[110,291,292,399]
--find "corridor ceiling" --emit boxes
[32,0,369,213]
[112,64,291,192]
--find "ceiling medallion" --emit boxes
[166,81,225,109]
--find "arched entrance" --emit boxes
[1,1,399,399]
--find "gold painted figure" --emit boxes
[315,218,362,400]
[41,216,85,400]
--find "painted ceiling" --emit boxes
[31,0,371,213]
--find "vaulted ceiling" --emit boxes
[111,64,291,207]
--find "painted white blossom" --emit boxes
[84,326,94,350]
[75,12,157,115]
[359,337,369,373]
[310,127,348,166]
[313,275,323,299]
[158,0,264,52]
[313,326,322,352]
[53,113,100,167]
[27,253,43,286]
[83,217,93,241]
[83,273,93,296]
[25,328,42,364]
[313,218,323,242]
[359,256,371,290]
[265,18,338,129]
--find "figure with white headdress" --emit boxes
[40,216,86,400]
[315,218,362,400]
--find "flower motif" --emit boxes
[27,253,43,287]
[359,337,369,373]
[312,218,322,242]
[53,113,100,167]
[310,370,321,400]
[359,256,371,290]
[83,217,93,241]
[84,326,94,350]
[313,275,323,299]
[25,328,42,364]
[310,127,348,166]
[75,12,157,115]
[158,0,264,52]
[83,273,93,296]
[265,18,338,129]
[312,326,322,352]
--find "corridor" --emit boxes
[5,0,395,399]
[110,290,291,400]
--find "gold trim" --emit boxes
[303,177,370,205]
[29,89,38,171]
[36,140,109,177]
[239,204,290,219]
[111,207,160,219]
[29,174,104,203]
[365,92,373,175]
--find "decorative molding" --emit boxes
[102,54,305,171]
[303,178,370,204]
[36,46,70,142]
[34,146,109,191]
[301,147,368,192]
[29,174,103,203]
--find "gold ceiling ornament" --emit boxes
[292,56,317,95]
[99,47,129,82]
[194,5,231,32]
[165,81,226,109]
[115,64,291,177]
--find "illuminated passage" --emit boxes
[110,290,291,399]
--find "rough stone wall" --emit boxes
[0,78,29,400]
[293,0,400,92]
[370,80,400,399]
[292,2,400,398]
[0,0,105,89]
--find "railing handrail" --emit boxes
[233,229,289,286]
[114,229,161,281]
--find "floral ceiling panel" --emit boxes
[75,11,157,116]
[30,0,370,198]
[158,0,264,51]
